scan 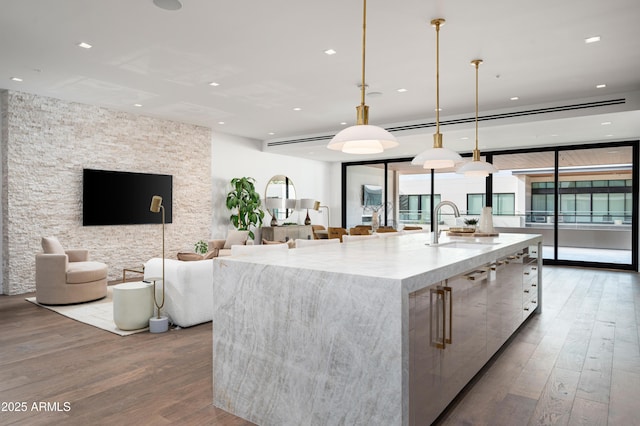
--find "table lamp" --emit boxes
[299,199,316,225]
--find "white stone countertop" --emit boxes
[220,232,542,293]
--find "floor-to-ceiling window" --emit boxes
[342,141,637,270]
[555,146,633,265]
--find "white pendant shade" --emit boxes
[327,124,398,154]
[411,146,462,169]
[456,159,498,176]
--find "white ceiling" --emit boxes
[2,0,640,163]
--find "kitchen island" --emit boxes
[212,232,542,425]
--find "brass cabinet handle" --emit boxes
[443,286,452,345]
[430,288,446,349]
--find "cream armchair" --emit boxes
[208,230,254,257]
[35,237,108,305]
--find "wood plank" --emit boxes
[529,367,580,426]
[608,368,640,425]
[568,397,608,426]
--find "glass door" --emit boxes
[556,146,633,265]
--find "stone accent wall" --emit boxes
[2,91,211,295]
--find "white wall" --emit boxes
[211,132,338,239]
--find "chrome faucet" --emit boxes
[432,201,460,244]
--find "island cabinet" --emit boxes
[213,233,543,426]
[409,264,490,424]
[487,250,527,354]
[409,245,542,425]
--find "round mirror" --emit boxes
[265,175,296,223]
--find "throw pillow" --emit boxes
[42,237,65,254]
[177,252,204,261]
[223,230,249,249]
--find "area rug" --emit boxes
[25,287,147,336]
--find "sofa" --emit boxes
[36,237,108,305]
[143,257,214,328]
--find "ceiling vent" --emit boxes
[266,97,627,148]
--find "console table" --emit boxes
[261,225,313,242]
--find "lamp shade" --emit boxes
[299,198,316,209]
[327,124,398,154]
[264,198,281,210]
[411,146,462,169]
[456,159,498,177]
[284,199,297,209]
[150,195,163,213]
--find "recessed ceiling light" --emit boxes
[551,134,558,137]
[218,121,225,125]
[585,36,601,44]
[268,132,275,136]
[510,96,519,101]
[601,121,612,125]
[605,134,614,137]
[596,84,606,89]
[77,42,92,49]
[340,122,347,126]
[208,82,220,87]
[397,88,408,93]
[133,103,142,107]
[293,107,302,111]
[10,77,23,82]
[324,49,337,55]
[460,137,469,140]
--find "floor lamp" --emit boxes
[313,201,330,228]
[149,195,168,333]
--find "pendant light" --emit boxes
[327,0,398,154]
[456,59,498,176]
[412,18,462,169]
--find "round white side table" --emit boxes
[113,281,154,330]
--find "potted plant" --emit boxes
[194,240,208,255]
[225,177,265,240]
[464,217,479,230]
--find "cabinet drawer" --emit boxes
[523,282,537,302]
[523,298,538,318]
[523,264,538,282]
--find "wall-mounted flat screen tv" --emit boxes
[83,169,173,226]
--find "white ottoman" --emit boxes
[113,281,154,330]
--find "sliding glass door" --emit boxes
[342,141,637,270]
[556,146,633,264]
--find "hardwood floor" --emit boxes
[0,292,253,426]
[1,266,638,425]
